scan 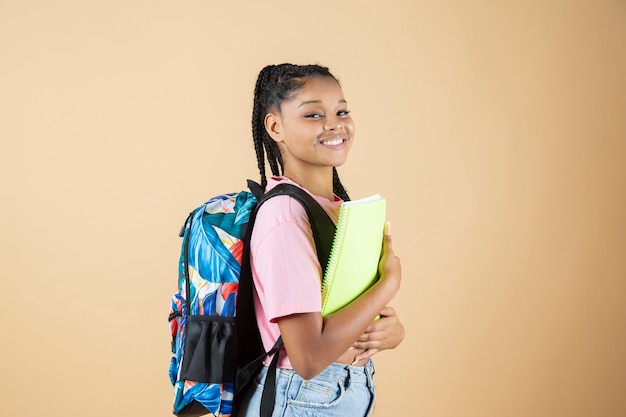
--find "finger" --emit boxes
[379,306,396,317]
[382,233,399,263]
[351,337,382,350]
[352,348,380,365]
[369,313,397,331]
[383,231,394,253]
[380,222,392,251]
[366,318,386,333]
[356,333,371,343]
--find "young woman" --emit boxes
[239,63,404,417]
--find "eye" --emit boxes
[304,113,323,119]
[337,109,351,117]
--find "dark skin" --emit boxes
[264,76,404,379]
[277,234,402,378]
[350,305,405,365]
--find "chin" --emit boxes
[330,159,348,168]
[330,154,350,168]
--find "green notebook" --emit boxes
[321,194,387,316]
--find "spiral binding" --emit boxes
[321,202,350,313]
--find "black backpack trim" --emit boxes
[234,181,336,416]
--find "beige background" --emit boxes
[1,1,625,416]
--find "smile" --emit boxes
[319,136,347,146]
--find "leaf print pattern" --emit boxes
[169,190,257,416]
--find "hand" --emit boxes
[350,306,405,365]
[378,222,401,293]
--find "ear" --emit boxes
[264,113,283,143]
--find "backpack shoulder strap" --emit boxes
[247,179,264,201]
[236,182,336,367]
[257,183,336,272]
[235,182,337,417]
[255,183,337,417]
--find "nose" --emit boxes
[324,116,343,131]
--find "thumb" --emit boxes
[384,220,392,237]
[383,221,395,254]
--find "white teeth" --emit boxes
[322,139,343,146]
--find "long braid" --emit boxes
[333,167,350,201]
[251,63,350,200]
[263,137,281,176]
[251,66,273,189]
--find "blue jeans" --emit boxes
[238,360,376,417]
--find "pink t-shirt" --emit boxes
[250,177,342,368]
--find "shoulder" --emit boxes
[250,195,317,261]
[254,194,310,234]
[260,176,342,225]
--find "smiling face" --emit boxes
[264,76,355,181]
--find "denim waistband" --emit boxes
[276,359,375,388]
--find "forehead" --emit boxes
[287,76,344,103]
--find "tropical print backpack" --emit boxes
[168,181,335,417]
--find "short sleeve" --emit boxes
[251,196,323,322]
[248,177,342,368]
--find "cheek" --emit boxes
[346,120,356,137]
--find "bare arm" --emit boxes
[277,229,401,379]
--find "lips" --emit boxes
[319,136,347,146]
[321,138,344,146]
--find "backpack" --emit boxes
[168,180,335,417]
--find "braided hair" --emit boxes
[251,63,350,201]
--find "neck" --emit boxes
[282,167,335,201]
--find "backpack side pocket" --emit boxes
[180,315,237,384]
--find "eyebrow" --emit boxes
[298,99,347,108]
